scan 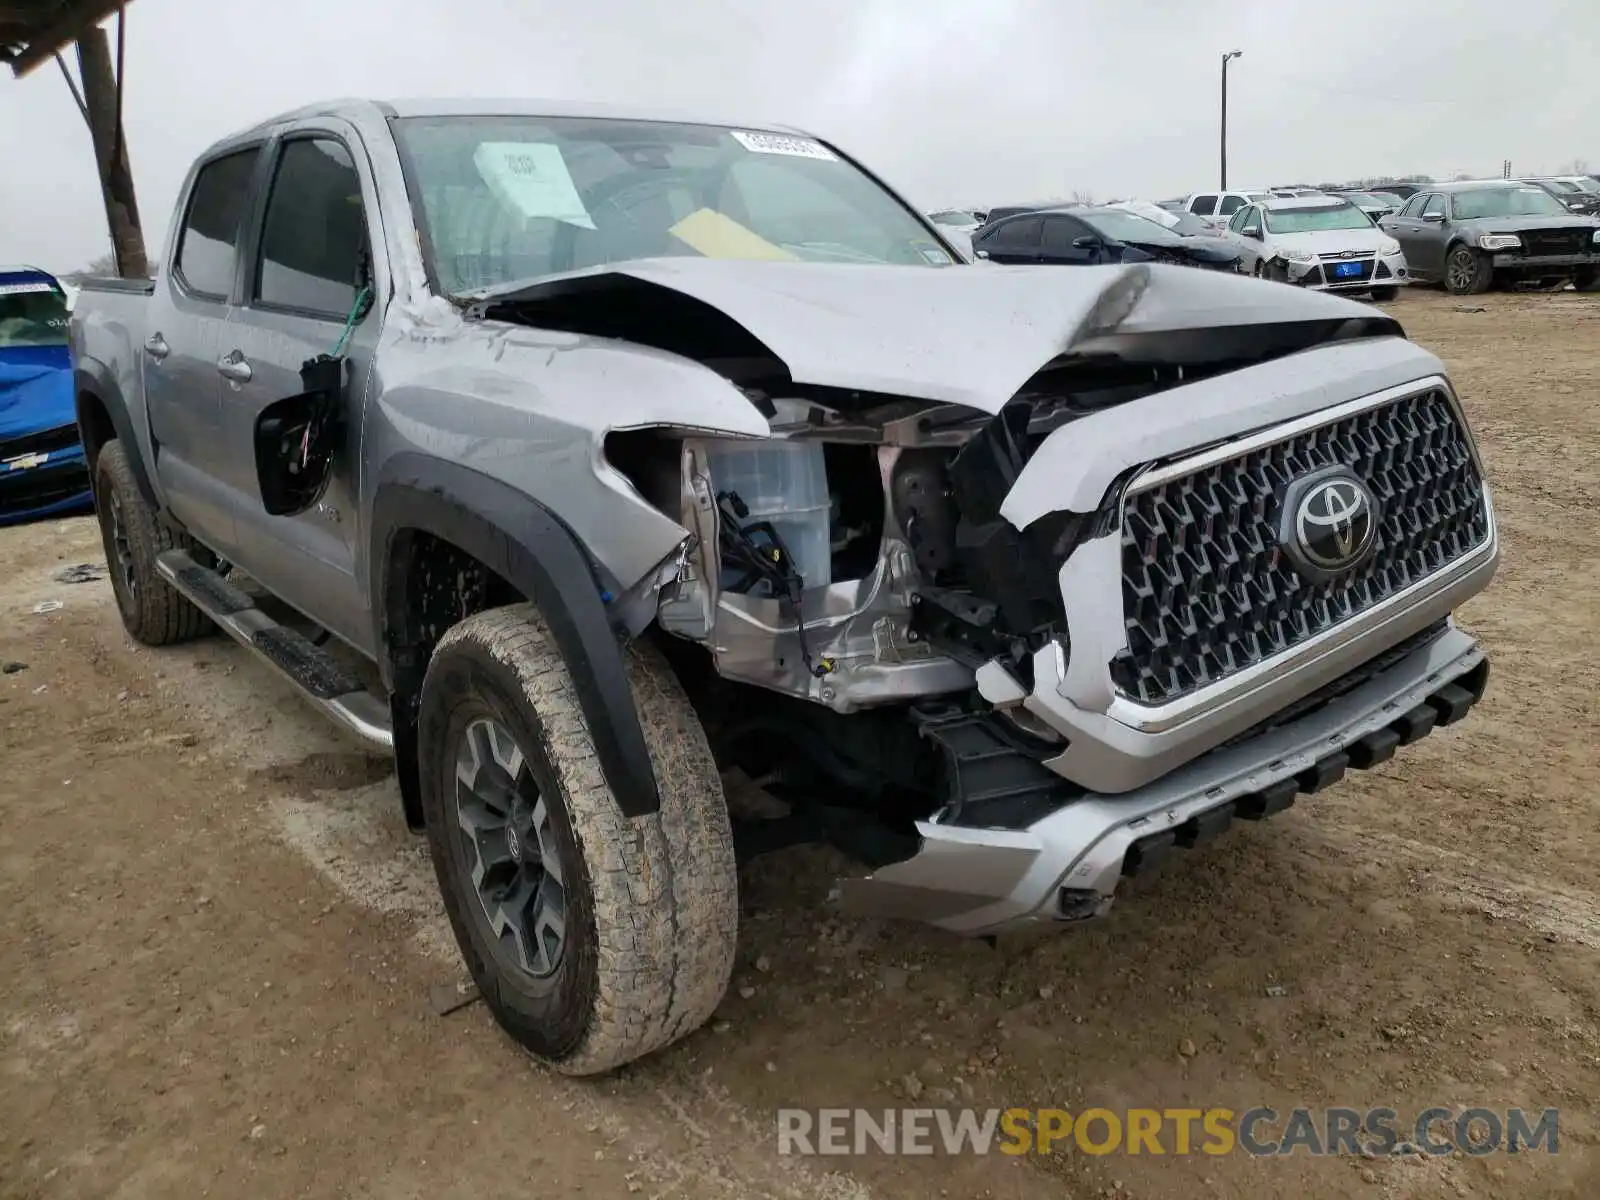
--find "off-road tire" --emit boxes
[93,439,214,646]
[1444,244,1493,295]
[418,604,738,1076]
[1573,266,1600,293]
[1369,286,1400,302]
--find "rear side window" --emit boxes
[1218,194,1245,216]
[176,149,260,299]
[1189,194,1218,216]
[989,216,1042,248]
[254,138,368,317]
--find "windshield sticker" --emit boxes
[669,209,797,261]
[0,282,57,296]
[730,131,838,161]
[473,143,596,229]
[915,243,954,265]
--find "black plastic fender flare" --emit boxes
[74,359,158,508]
[370,454,661,820]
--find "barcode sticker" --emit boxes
[730,131,838,161]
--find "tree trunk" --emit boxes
[75,26,147,279]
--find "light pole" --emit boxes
[1220,49,1242,190]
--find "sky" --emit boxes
[2,0,1597,273]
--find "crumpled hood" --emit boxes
[475,258,1400,415]
[0,351,75,442]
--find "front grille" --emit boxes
[1110,389,1490,706]
[1522,229,1588,256]
[0,457,90,517]
[0,422,79,463]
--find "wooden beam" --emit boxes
[8,0,124,78]
[76,23,147,277]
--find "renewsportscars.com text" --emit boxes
[776,1107,1559,1157]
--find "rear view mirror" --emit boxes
[1072,235,1098,249]
[1242,225,1262,239]
[1422,212,1445,224]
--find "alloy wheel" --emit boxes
[453,716,568,979]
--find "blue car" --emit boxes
[0,266,92,524]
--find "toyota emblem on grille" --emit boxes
[1278,467,1380,580]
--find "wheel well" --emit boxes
[77,390,115,473]
[384,528,525,830]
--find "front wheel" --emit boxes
[1369,286,1400,302]
[419,605,739,1076]
[1444,244,1493,295]
[1573,266,1600,293]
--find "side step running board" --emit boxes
[155,550,393,751]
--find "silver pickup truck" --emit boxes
[71,98,1498,1075]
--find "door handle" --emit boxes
[144,333,170,360]
[216,352,252,384]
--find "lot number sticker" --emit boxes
[730,131,838,161]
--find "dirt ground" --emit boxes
[4,288,1599,1200]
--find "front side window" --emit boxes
[1422,194,1447,219]
[393,116,952,294]
[176,149,260,299]
[0,280,68,349]
[1041,216,1087,251]
[1218,194,1245,216]
[1450,186,1569,219]
[254,138,368,317]
[1263,204,1374,234]
[1398,195,1425,218]
[1228,206,1253,233]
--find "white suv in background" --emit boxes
[1224,196,1409,299]
[1176,189,1277,229]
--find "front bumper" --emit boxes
[842,625,1489,934]
[1489,251,1600,272]
[0,439,91,525]
[1284,251,1409,291]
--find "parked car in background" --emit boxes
[1111,200,1237,244]
[1518,178,1600,217]
[980,200,1082,225]
[1380,180,1600,294]
[972,206,1241,269]
[1330,190,1403,220]
[1176,189,1275,229]
[928,208,983,233]
[1,265,91,524]
[1224,196,1407,299]
[1370,183,1425,201]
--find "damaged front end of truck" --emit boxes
[471,257,1498,934]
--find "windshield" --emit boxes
[929,209,979,227]
[1341,192,1388,206]
[1452,186,1569,218]
[1569,178,1600,194]
[1542,180,1580,193]
[1078,210,1177,243]
[1262,204,1374,233]
[0,281,69,350]
[393,116,954,294]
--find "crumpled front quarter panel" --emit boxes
[365,307,770,592]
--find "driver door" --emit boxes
[1405,193,1454,279]
[1039,215,1101,265]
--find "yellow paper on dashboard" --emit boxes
[669,209,797,261]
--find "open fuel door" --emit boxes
[253,352,348,517]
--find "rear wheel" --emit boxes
[419,605,738,1076]
[1444,244,1493,295]
[93,440,214,646]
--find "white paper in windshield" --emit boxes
[0,281,57,296]
[473,142,596,229]
[730,131,838,161]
